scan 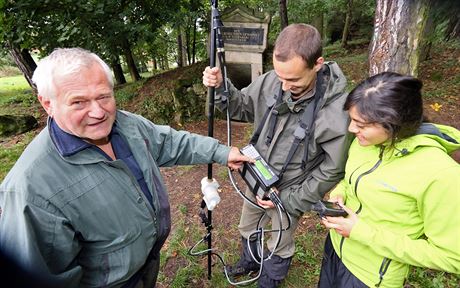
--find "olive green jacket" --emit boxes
[216,62,352,216]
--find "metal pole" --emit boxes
[205,0,218,280]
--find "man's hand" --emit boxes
[227,146,254,170]
[203,66,223,88]
[256,196,274,209]
[255,187,279,209]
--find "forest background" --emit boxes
[1,0,459,287]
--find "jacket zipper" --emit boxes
[339,147,392,286]
[339,146,384,258]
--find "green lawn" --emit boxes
[0,75,30,91]
[0,75,33,105]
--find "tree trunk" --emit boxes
[420,13,434,61]
[311,13,324,40]
[185,21,192,65]
[445,14,460,41]
[8,45,37,93]
[279,0,288,30]
[192,18,197,64]
[161,55,168,70]
[181,30,187,66]
[111,56,126,85]
[177,26,184,67]
[341,0,353,48]
[369,0,430,76]
[121,38,141,81]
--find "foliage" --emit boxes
[0,53,15,67]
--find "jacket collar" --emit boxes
[48,117,115,157]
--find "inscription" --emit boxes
[221,27,264,46]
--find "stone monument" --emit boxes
[220,6,270,89]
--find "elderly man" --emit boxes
[0,47,251,287]
[203,24,352,287]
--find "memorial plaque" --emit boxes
[221,27,264,46]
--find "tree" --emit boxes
[341,0,353,47]
[8,45,37,93]
[279,0,288,30]
[0,0,179,87]
[110,55,127,85]
[177,25,185,67]
[369,0,430,76]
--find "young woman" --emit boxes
[318,72,460,287]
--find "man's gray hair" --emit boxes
[32,48,114,100]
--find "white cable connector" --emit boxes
[201,177,220,211]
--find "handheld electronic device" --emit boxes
[312,200,348,217]
[239,144,279,200]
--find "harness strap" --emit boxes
[249,66,329,182]
[249,84,283,145]
[280,66,329,178]
[301,66,329,169]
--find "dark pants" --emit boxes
[124,251,161,288]
[318,235,367,288]
[258,254,292,288]
[239,237,292,288]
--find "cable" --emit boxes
[189,2,293,285]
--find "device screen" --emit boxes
[255,160,272,180]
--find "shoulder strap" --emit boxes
[249,84,283,145]
[416,123,459,144]
[279,66,329,179]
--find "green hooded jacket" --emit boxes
[0,110,230,287]
[329,124,460,287]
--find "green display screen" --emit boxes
[255,160,272,180]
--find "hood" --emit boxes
[321,61,348,106]
[392,123,460,157]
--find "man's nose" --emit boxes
[281,81,291,91]
[88,101,105,118]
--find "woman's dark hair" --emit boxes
[344,72,424,147]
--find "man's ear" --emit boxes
[38,95,53,116]
[314,57,325,72]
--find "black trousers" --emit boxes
[318,235,368,288]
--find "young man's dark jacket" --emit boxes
[216,61,351,216]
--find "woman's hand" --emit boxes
[327,195,344,207]
[320,204,358,238]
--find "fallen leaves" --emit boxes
[429,102,442,112]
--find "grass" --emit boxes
[0,131,35,180]
[157,212,327,287]
[0,75,30,91]
[0,75,34,105]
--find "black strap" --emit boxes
[279,66,329,178]
[249,84,283,145]
[416,123,459,144]
[301,66,329,169]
